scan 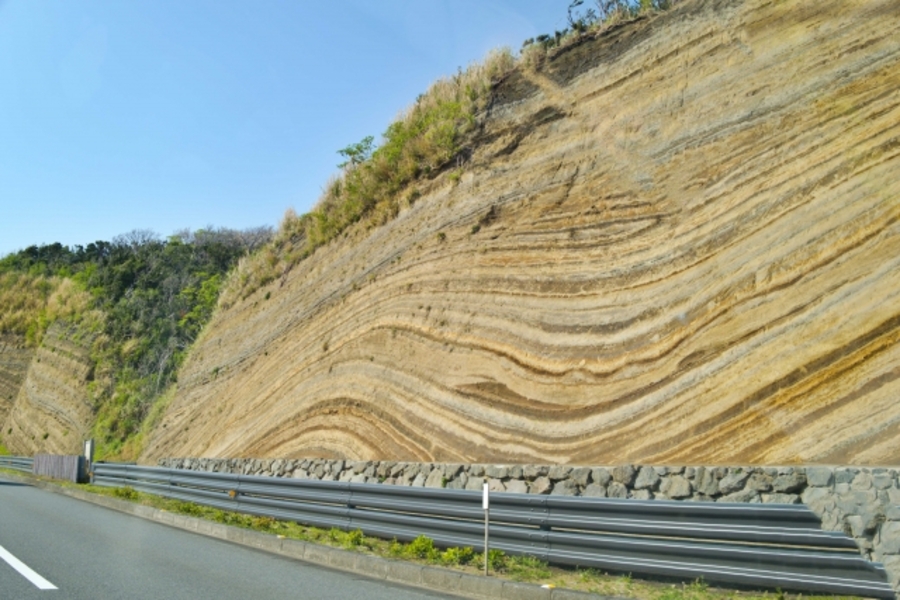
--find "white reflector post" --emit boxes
[483,481,490,576]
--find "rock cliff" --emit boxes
[142,0,900,465]
[0,334,32,426]
[2,322,95,455]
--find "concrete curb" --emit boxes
[0,471,617,600]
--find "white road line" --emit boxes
[0,544,57,590]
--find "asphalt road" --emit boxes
[0,476,462,599]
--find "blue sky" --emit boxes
[0,1,570,256]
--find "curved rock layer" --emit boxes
[2,322,95,455]
[143,0,900,465]
[0,334,32,426]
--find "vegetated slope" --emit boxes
[0,229,269,458]
[143,0,900,466]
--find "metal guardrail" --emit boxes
[92,462,895,598]
[0,455,34,473]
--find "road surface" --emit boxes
[0,476,462,599]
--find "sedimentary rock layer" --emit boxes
[2,322,95,454]
[0,334,32,425]
[143,0,900,465]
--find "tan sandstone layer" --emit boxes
[0,334,32,426]
[143,0,900,465]
[2,322,95,455]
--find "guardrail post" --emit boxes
[83,439,94,484]
[483,480,490,576]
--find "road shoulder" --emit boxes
[0,471,611,600]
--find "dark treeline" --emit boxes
[0,225,272,455]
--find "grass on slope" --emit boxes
[219,48,515,307]
[217,3,688,307]
[0,272,94,347]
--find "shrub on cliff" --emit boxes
[218,49,515,307]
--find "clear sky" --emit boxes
[0,1,570,256]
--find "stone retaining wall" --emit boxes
[159,458,900,593]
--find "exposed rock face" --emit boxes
[2,322,95,455]
[0,334,32,426]
[143,0,900,465]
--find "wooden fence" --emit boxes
[33,454,87,483]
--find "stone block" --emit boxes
[570,467,591,486]
[801,487,836,514]
[607,482,628,498]
[551,480,578,496]
[488,478,506,492]
[889,488,900,504]
[411,472,427,487]
[582,483,606,498]
[885,505,900,521]
[835,489,878,515]
[508,465,524,480]
[630,489,652,500]
[505,479,528,494]
[590,467,611,486]
[465,477,484,491]
[523,464,547,479]
[718,488,759,503]
[469,464,485,477]
[445,477,466,490]
[661,475,692,499]
[761,493,800,504]
[530,477,552,495]
[718,471,750,494]
[688,494,715,502]
[772,471,806,493]
[835,468,858,484]
[634,466,660,490]
[612,465,636,486]
[852,471,875,491]
[485,465,509,479]
[873,471,895,490]
[425,468,445,488]
[442,463,462,479]
[806,467,834,487]
[548,465,572,481]
[693,468,719,496]
[745,473,773,492]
